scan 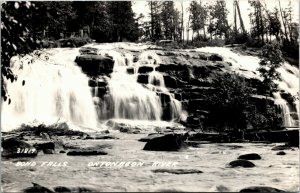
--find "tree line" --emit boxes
[1,1,298,102]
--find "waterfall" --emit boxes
[273,93,294,127]
[148,71,165,87]
[1,49,98,132]
[95,46,183,122]
[103,69,162,120]
[195,46,299,127]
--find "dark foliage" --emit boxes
[206,72,253,131]
[1,2,39,103]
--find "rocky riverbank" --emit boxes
[1,123,299,192]
[2,42,299,192]
[75,43,299,130]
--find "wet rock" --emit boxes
[238,153,261,160]
[271,145,293,151]
[83,135,94,140]
[43,149,55,154]
[138,66,153,73]
[33,142,55,151]
[280,92,294,104]
[79,47,98,55]
[152,169,203,174]
[88,79,107,88]
[88,79,97,87]
[94,135,119,140]
[75,55,114,76]
[23,183,54,193]
[163,75,177,88]
[209,54,223,61]
[185,116,201,126]
[138,134,165,142]
[53,186,71,192]
[127,67,134,74]
[14,122,87,137]
[106,120,140,134]
[2,138,37,158]
[239,186,285,192]
[228,160,255,168]
[276,151,286,155]
[67,150,107,156]
[137,74,148,84]
[143,133,188,151]
[76,187,97,192]
[119,126,141,134]
[199,54,208,60]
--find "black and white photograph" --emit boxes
[1,0,299,192]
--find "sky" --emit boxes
[132,0,299,37]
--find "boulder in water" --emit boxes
[143,133,188,151]
[271,145,293,151]
[54,186,96,193]
[276,151,286,155]
[33,142,55,151]
[2,138,38,158]
[67,150,107,156]
[238,153,261,160]
[152,169,203,174]
[239,186,285,192]
[33,142,55,154]
[23,183,54,193]
[53,186,72,193]
[94,135,119,140]
[75,55,114,76]
[209,54,223,61]
[79,47,98,55]
[227,160,255,168]
[138,133,165,142]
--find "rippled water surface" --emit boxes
[2,134,299,192]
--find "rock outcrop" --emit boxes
[239,186,285,192]
[227,160,255,168]
[237,153,262,160]
[2,138,38,158]
[75,55,114,76]
[143,133,188,151]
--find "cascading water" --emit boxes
[273,93,294,127]
[148,71,165,87]
[1,49,99,132]
[195,47,299,127]
[90,44,183,122]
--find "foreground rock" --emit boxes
[33,142,55,154]
[152,169,203,174]
[23,183,54,193]
[2,138,37,158]
[227,160,255,168]
[67,150,107,156]
[271,144,294,151]
[138,133,165,142]
[239,186,285,192]
[276,151,286,155]
[143,133,188,151]
[54,186,97,192]
[238,153,261,160]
